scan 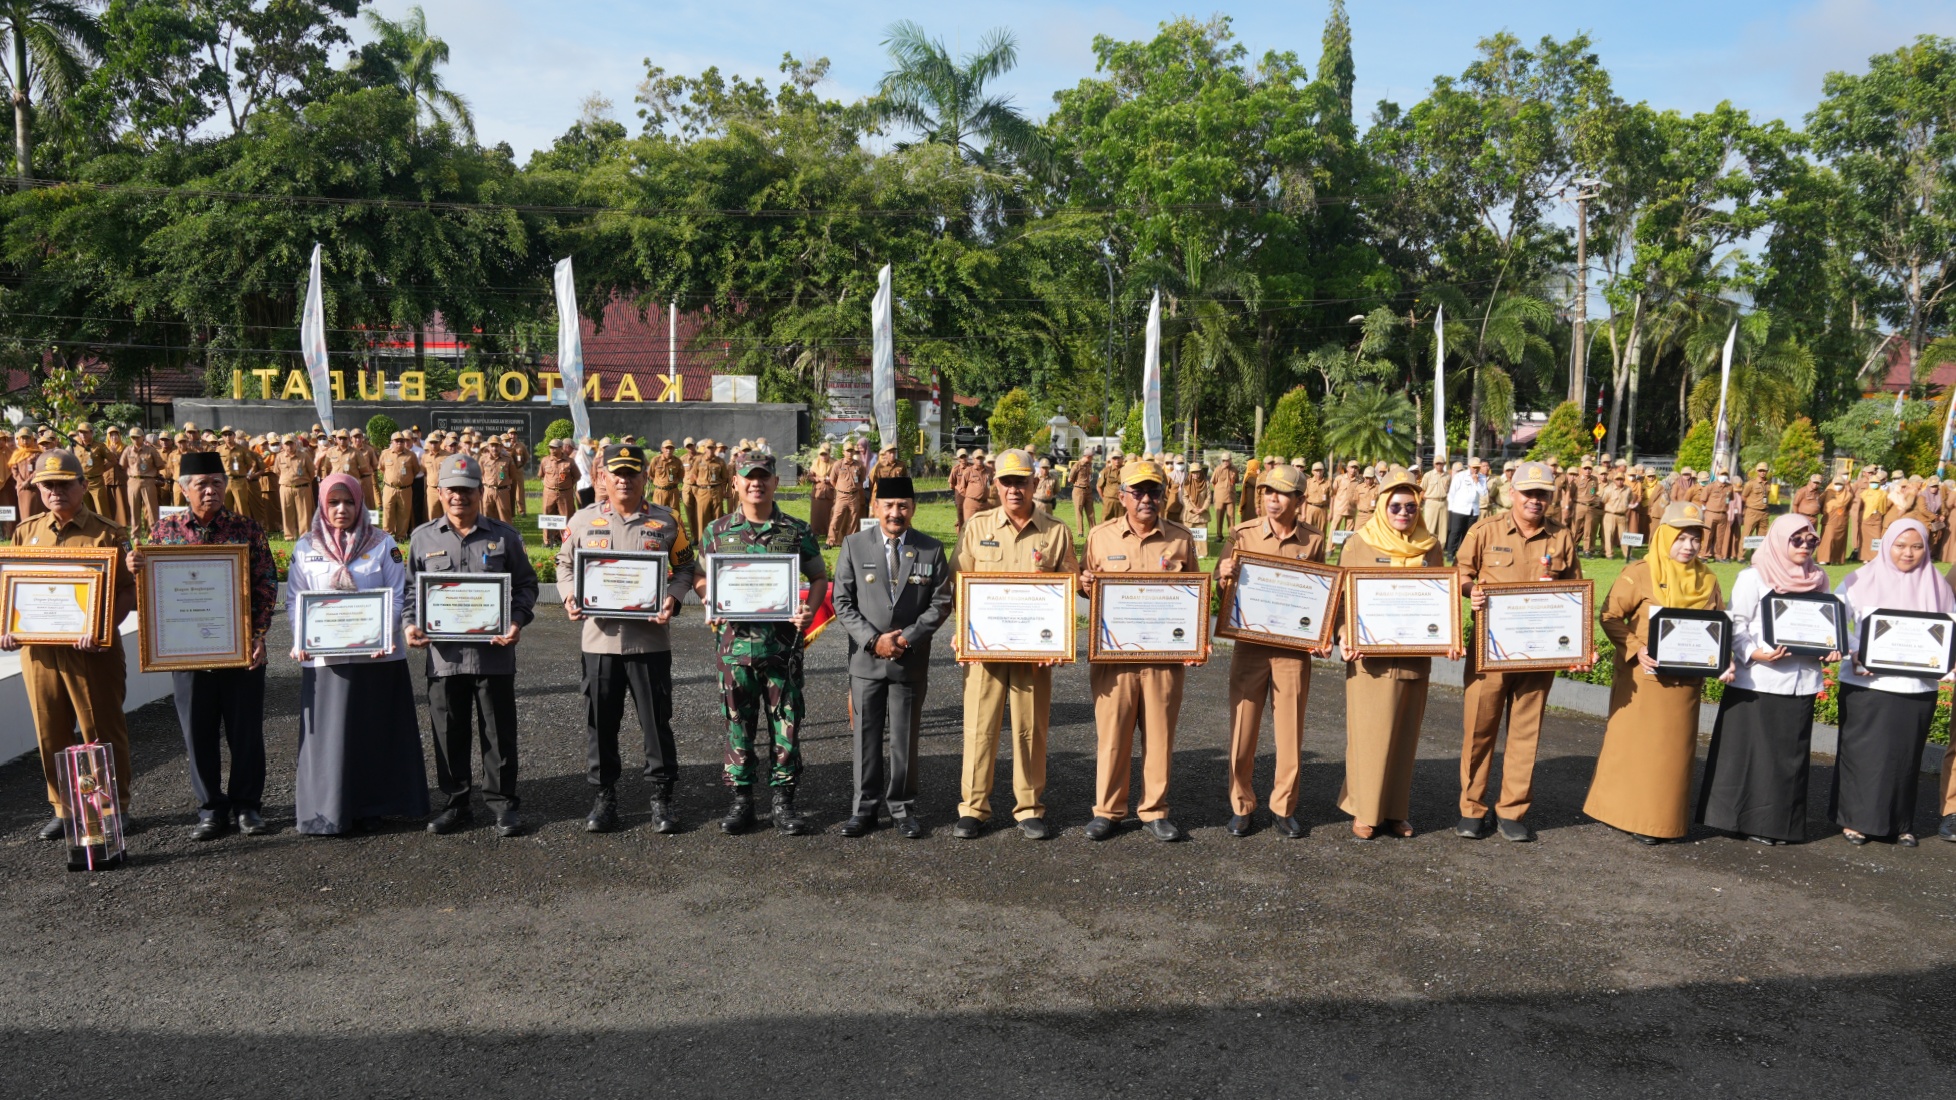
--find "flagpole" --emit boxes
[1432,305,1446,466]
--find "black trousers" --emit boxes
[173,666,267,818]
[577,486,596,507]
[428,673,519,811]
[849,675,923,817]
[583,651,676,789]
[1445,511,1477,560]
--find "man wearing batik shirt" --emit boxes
[129,450,279,840]
[693,448,828,836]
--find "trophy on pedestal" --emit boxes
[56,743,124,872]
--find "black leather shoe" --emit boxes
[235,809,267,836]
[585,788,619,833]
[189,817,228,842]
[720,792,755,834]
[1455,814,1492,839]
[426,807,472,835]
[951,816,983,840]
[648,787,680,834]
[1272,815,1304,839]
[896,815,925,839]
[839,814,875,838]
[1145,819,1184,842]
[1940,814,1956,842]
[1225,814,1253,838]
[1083,816,1116,842]
[1497,817,1534,843]
[494,809,524,838]
[1633,833,1661,846]
[1018,817,1050,840]
[772,789,811,836]
[38,816,65,841]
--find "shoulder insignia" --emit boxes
[390,545,403,563]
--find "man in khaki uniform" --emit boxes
[539,439,580,546]
[825,445,866,546]
[72,423,114,519]
[1601,470,1632,558]
[1573,456,1603,554]
[100,426,128,525]
[378,433,421,539]
[1182,461,1210,532]
[1068,450,1097,537]
[505,432,529,516]
[349,428,381,507]
[1742,462,1773,538]
[648,439,685,512]
[1419,461,1450,536]
[1210,455,1238,531]
[274,433,316,538]
[1329,460,1359,531]
[1081,459,1201,842]
[1096,450,1125,522]
[477,438,513,522]
[7,450,137,843]
[1216,463,1326,838]
[1353,467,1380,531]
[1697,469,1732,561]
[120,430,164,536]
[950,449,1077,840]
[1302,462,1331,530]
[1454,460,1585,842]
[217,428,260,518]
[955,448,992,529]
[1792,473,1823,520]
[690,438,729,540]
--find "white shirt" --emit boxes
[285,532,409,667]
[1446,470,1482,516]
[1836,583,1944,696]
[1727,567,1828,695]
[573,445,594,491]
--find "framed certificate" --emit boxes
[1760,591,1847,657]
[703,553,800,621]
[954,572,1075,663]
[1856,608,1956,678]
[1089,572,1211,663]
[573,549,670,619]
[416,573,511,641]
[1476,580,1594,671]
[295,589,394,658]
[0,546,121,645]
[1646,607,1732,678]
[135,544,251,671]
[1343,568,1461,656]
[1214,552,1341,652]
[2,570,104,645]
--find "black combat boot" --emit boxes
[772,787,811,836]
[585,787,619,833]
[720,790,755,834]
[649,784,680,834]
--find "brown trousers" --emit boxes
[1459,665,1555,821]
[127,480,160,537]
[809,488,834,542]
[692,489,726,543]
[959,662,1051,822]
[1742,509,1771,538]
[542,488,577,545]
[1704,517,1730,560]
[826,493,862,546]
[381,485,415,540]
[1091,663,1185,822]
[1072,489,1096,538]
[24,642,131,814]
[1227,641,1311,816]
[1338,660,1427,827]
[1575,506,1600,553]
[281,484,315,540]
[1602,512,1626,558]
[88,484,117,520]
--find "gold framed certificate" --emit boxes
[1214,552,1341,652]
[703,553,799,622]
[3,570,104,645]
[1088,572,1211,663]
[295,589,394,658]
[1475,580,1594,672]
[954,572,1075,663]
[0,546,121,645]
[136,544,252,671]
[573,549,671,619]
[416,573,512,641]
[1343,567,1461,656]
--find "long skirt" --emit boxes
[296,660,430,835]
[1695,686,1815,842]
[1830,683,1936,838]
[1584,667,1702,838]
[1336,659,1428,827]
[1817,515,1848,565]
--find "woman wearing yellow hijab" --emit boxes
[1337,468,1451,840]
[1584,500,1731,843]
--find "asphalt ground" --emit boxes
[2,609,1954,1098]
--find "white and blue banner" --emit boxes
[553,257,592,442]
[1142,290,1162,456]
[300,243,334,430]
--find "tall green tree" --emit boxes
[875,20,1042,170]
[0,0,104,178]
[352,3,473,140]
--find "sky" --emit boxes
[363,0,1956,160]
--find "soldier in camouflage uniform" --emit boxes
[694,448,829,835]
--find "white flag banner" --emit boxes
[1143,291,1162,455]
[871,264,897,445]
[1710,322,1736,475]
[1938,375,1956,478]
[300,243,334,431]
[553,257,591,442]
[1432,305,1447,465]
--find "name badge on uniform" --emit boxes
[1375,557,1391,563]
[1107,554,1127,561]
[980,539,999,547]
[1493,545,1512,552]
[425,549,448,559]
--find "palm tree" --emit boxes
[1323,385,1417,466]
[1684,309,1816,467]
[0,0,103,180]
[876,20,1046,170]
[358,5,473,141]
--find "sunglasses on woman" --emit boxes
[1788,533,1820,549]
[1384,502,1419,515]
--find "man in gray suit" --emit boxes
[832,475,954,838]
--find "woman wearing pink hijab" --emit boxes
[1831,517,1954,846]
[1696,514,1837,844]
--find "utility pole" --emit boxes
[1567,176,1604,405]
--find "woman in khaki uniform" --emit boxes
[1337,468,1452,840]
[807,447,835,538]
[1584,501,1730,844]
[1818,478,1851,564]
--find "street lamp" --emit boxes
[1095,250,1117,460]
